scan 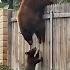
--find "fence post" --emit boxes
[49,10,53,70]
[8,9,13,67]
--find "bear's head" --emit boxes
[25,47,37,57]
[25,47,43,70]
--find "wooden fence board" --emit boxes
[66,18,70,70]
[53,18,57,70]
[45,20,50,70]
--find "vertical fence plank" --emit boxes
[8,9,13,67]
[18,33,22,70]
[67,4,70,70]
[67,18,70,70]
[44,20,50,70]
[49,10,53,70]
[60,18,67,70]
[11,22,19,70]
[53,18,58,70]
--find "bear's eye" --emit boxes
[25,52,29,55]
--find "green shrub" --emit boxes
[0,64,12,70]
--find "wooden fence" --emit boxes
[0,3,70,70]
[43,3,70,70]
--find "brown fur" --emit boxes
[25,47,43,70]
[18,0,53,45]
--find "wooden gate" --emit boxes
[10,3,70,70]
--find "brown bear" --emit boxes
[25,47,43,70]
[18,0,53,45]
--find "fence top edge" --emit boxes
[45,3,70,13]
[46,3,70,6]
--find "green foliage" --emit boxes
[57,0,70,3]
[0,0,70,9]
[64,0,70,2]
[13,0,19,10]
[0,2,8,8]
[0,64,12,70]
[1,0,8,3]
[0,0,19,9]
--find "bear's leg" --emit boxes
[35,30,41,44]
[34,57,43,64]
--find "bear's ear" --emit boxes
[25,52,29,55]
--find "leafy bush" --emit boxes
[0,0,19,9]
[0,64,13,70]
[0,3,8,8]
[1,0,8,3]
